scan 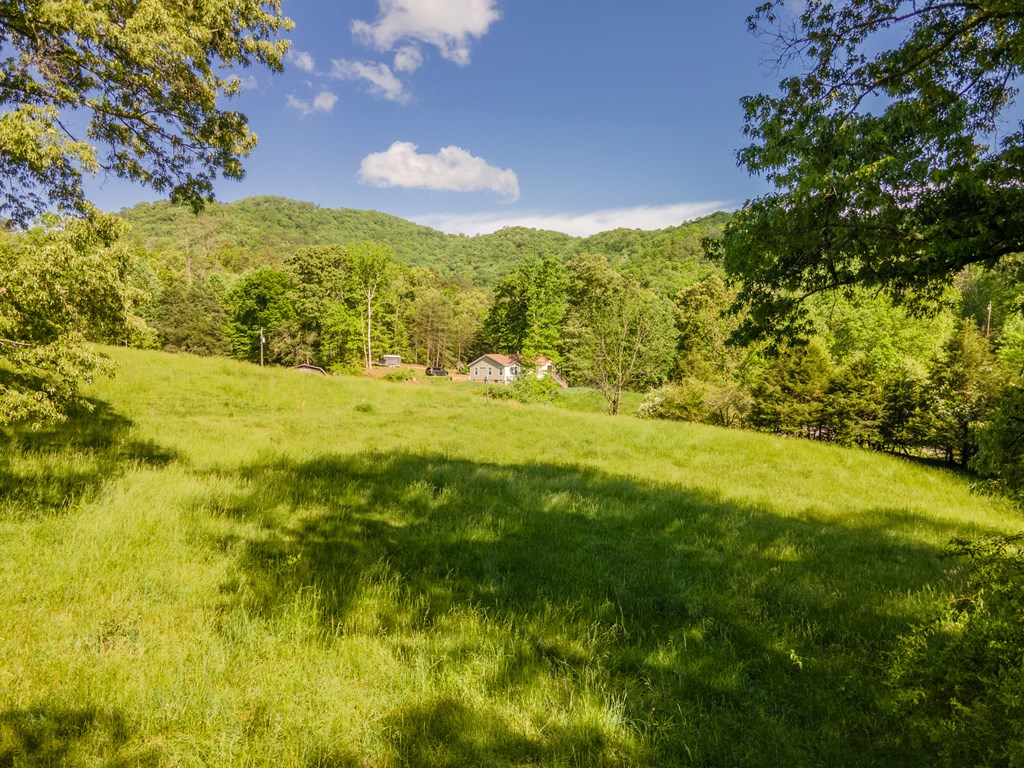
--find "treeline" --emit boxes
[637,263,1024,488]
[138,243,490,375]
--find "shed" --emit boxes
[292,363,327,375]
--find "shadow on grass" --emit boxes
[0,706,155,767]
[201,451,996,767]
[0,400,177,517]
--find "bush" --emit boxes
[383,367,416,382]
[483,375,562,404]
[886,533,1024,766]
[638,378,751,427]
[637,380,708,422]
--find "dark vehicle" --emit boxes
[425,366,448,376]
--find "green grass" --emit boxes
[0,347,1019,767]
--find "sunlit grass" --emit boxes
[0,347,1018,766]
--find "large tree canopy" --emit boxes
[720,0,1024,339]
[0,0,291,226]
[0,214,137,426]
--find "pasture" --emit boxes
[0,347,1016,766]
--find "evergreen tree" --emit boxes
[748,339,831,438]
[926,321,1005,467]
[153,277,230,357]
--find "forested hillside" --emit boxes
[118,196,728,290]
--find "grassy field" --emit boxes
[0,347,1018,767]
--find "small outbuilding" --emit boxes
[292,363,327,375]
[532,355,568,387]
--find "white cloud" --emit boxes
[351,0,500,66]
[358,141,520,201]
[331,60,408,103]
[286,91,338,117]
[236,74,259,91]
[393,44,424,74]
[287,49,317,73]
[312,91,339,112]
[411,201,729,238]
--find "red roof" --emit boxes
[470,353,517,367]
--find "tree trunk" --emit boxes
[365,295,373,370]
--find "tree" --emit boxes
[482,253,566,360]
[0,214,138,426]
[748,338,831,438]
[347,242,397,371]
[0,0,291,226]
[410,287,454,368]
[284,245,361,369]
[821,354,884,447]
[562,255,676,415]
[152,277,230,356]
[720,1,1024,340]
[925,320,1005,466]
[226,266,296,363]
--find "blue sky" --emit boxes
[89,1,791,236]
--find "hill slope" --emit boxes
[118,196,730,289]
[0,348,1013,766]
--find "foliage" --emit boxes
[120,197,731,290]
[382,366,416,382]
[152,277,230,357]
[974,385,1024,503]
[0,214,136,426]
[748,339,831,438]
[887,534,1024,767]
[481,252,566,359]
[721,0,1024,340]
[483,373,563,405]
[924,321,1005,466]
[638,378,752,428]
[0,0,291,226]
[561,254,677,415]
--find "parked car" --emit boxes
[425,366,448,376]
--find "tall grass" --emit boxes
[0,347,1017,766]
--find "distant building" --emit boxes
[532,355,568,387]
[292,363,327,375]
[379,354,401,367]
[468,354,521,384]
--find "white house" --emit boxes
[468,354,521,384]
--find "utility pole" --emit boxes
[259,326,265,367]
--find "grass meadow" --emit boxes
[0,347,1019,767]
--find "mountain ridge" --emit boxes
[118,195,732,290]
